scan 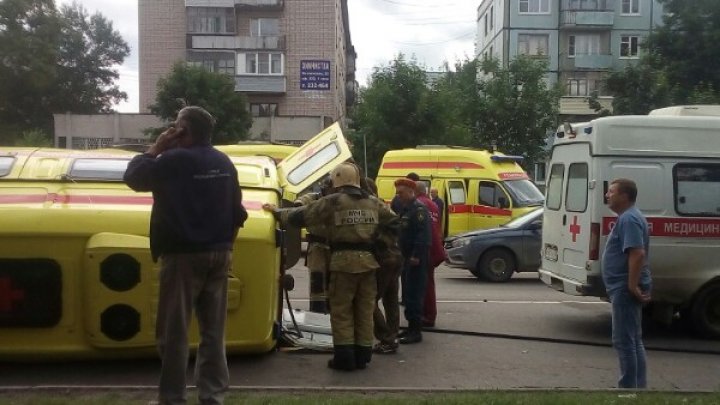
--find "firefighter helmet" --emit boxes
[330,162,361,189]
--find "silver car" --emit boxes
[444,208,543,282]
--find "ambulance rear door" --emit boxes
[277,123,353,198]
[446,179,469,235]
[542,142,593,287]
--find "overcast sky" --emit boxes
[57,0,478,113]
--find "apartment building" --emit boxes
[475,0,663,119]
[138,0,357,143]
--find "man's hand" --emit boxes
[408,256,420,266]
[629,285,651,304]
[147,126,183,156]
[262,203,278,212]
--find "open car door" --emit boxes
[277,122,353,198]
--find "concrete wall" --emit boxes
[53,114,164,149]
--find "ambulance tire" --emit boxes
[690,282,720,338]
[476,249,516,283]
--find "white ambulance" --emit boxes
[539,105,720,337]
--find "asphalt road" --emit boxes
[2,264,719,391]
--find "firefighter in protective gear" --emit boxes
[294,177,334,313]
[264,162,397,371]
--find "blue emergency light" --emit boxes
[491,155,524,163]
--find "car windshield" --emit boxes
[503,179,545,207]
[501,208,542,228]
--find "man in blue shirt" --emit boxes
[124,106,247,404]
[602,178,651,389]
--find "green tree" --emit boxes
[349,54,440,177]
[601,0,720,114]
[149,63,252,144]
[0,0,61,142]
[474,57,560,166]
[53,2,130,114]
[15,128,52,147]
[0,0,129,144]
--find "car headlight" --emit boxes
[451,237,472,248]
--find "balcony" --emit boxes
[572,54,613,69]
[191,35,286,50]
[560,0,614,28]
[235,75,286,93]
[235,0,283,10]
[561,11,614,27]
[560,96,613,116]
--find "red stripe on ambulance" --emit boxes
[602,217,720,238]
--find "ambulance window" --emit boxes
[286,142,340,185]
[448,181,466,204]
[546,164,564,210]
[674,164,720,217]
[0,157,15,177]
[565,163,588,212]
[479,181,506,208]
[69,159,130,181]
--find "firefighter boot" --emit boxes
[398,321,423,344]
[354,345,372,370]
[327,345,356,371]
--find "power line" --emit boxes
[390,31,475,46]
[373,0,468,8]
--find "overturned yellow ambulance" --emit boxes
[0,124,351,360]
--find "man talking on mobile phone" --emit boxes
[124,106,247,405]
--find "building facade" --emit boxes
[475,0,663,118]
[139,0,357,143]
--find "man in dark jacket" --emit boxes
[124,106,247,405]
[394,178,431,344]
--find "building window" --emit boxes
[568,34,600,57]
[621,0,640,15]
[519,0,550,14]
[620,35,640,58]
[518,34,549,56]
[250,103,278,117]
[239,52,284,75]
[484,13,488,36]
[187,7,235,34]
[489,46,494,58]
[187,51,236,75]
[250,18,279,37]
[490,6,494,29]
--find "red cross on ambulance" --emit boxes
[569,215,581,242]
[0,277,25,313]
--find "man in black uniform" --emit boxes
[394,178,431,344]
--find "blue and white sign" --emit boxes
[300,60,331,91]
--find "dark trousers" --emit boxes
[374,263,401,344]
[423,266,437,324]
[401,255,428,324]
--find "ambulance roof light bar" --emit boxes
[490,155,524,163]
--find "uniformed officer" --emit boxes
[394,178,431,344]
[263,163,397,371]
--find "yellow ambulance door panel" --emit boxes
[277,122,352,197]
[445,179,469,235]
[470,180,514,230]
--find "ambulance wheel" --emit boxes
[477,249,516,282]
[690,282,720,338]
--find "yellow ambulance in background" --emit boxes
[0,124,351,360]
[376,146,545,236]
